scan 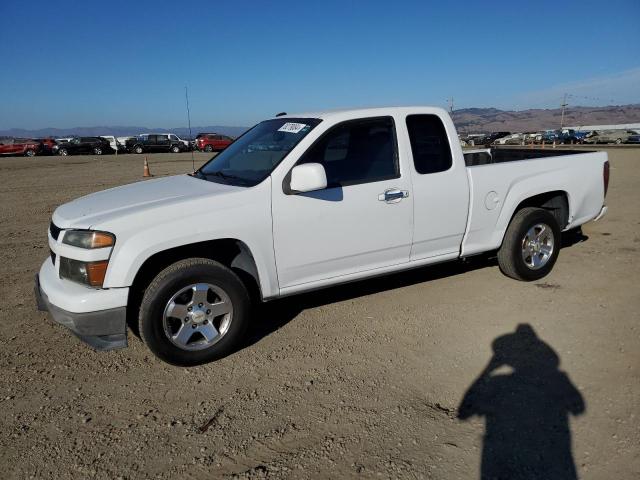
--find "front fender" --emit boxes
[99,179,279,299]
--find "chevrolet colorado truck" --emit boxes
[35,107,609,366]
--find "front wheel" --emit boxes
[25,149,36,157]
[615,138,622,144]
[58,148,68,156]
[94,147,103,155]
[134,145,143,154]
[204,145,213,152]
[497,207,561,281]
[138,258,251,366]
[171,145,180,153]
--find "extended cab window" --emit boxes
[298,116,398,187]
[406,114,452,174]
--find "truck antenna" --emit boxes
[185,86,195,173]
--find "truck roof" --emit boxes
[276,106,448,121]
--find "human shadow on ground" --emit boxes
[458,324,585,480]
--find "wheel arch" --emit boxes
[495,189,570,249]
[511,190,569,230]
[126,238,263,336]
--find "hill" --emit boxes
[452,105,640,133]
[3,104,640,138]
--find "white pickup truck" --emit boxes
[35,107,609,365]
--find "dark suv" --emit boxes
[53,137,113,156]
[195,133,233,152]
[127,134,187,154]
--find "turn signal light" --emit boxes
[87,261,109,287]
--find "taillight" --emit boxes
[603,161,610,198]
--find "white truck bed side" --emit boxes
[461,151,607,256]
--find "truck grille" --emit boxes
[49,221,61,241]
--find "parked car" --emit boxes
[0,137,41,157]
[195,133,234,152]
[36,138,58,155]
[127,134,187,154]
[117,136,136,149]
[36,106,609,365]
[52,137,113,156]
[475,132,511,146]
[137,133,191,150]
[100,136,128,153]
[625,133,640,144]
[584,130,635,144]
[494,133,525,145]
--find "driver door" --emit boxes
[272,116,413,289]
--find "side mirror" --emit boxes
[289,163,327,193]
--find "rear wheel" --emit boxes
[25,149,36,157]
[615,138,622,144]
[139,258,251,366]
[204,144,213,152]
[497,207,560,281]
[134,145,143,154]
[94,147,103,155]
[58,148,68,156]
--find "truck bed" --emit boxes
[463,148,590,166]
[460,148,608,257]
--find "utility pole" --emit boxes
[560,93,568,129]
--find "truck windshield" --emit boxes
[196,118,321,186]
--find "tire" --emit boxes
[615,138,622,144]
[497,207,561,281]
[94,147,102,155]
[25,149,36,157]
[138,258,251,366]
[134,145,143,154]
[58,148,68,156]
[204,145,213,152]
[171,145,180,153]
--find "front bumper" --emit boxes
[35,260,128,351]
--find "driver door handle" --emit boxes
[378,188,409,202]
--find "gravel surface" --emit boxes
[0,150,638,479]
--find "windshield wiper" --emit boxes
[204,171,252,185]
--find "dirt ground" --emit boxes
[0,149,638,479]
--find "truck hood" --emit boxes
[52,175,243,229]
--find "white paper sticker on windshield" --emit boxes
[278,122,308,134]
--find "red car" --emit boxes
[0,138,41,157]
[195,133,233,152]
[37,137,58,155]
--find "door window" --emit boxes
[298,116,398,188]
[406,115,452,174]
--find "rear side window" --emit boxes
[298,116,398,187]
[406,114,452,174]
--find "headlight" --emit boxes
[59,258,109,287]
[62,230,115,249]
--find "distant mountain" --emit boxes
[3,104,640,138]
[452,104,640,133]
[0,125,249,139]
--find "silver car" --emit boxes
[584,130,635,144]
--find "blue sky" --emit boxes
[0,0,638,129]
